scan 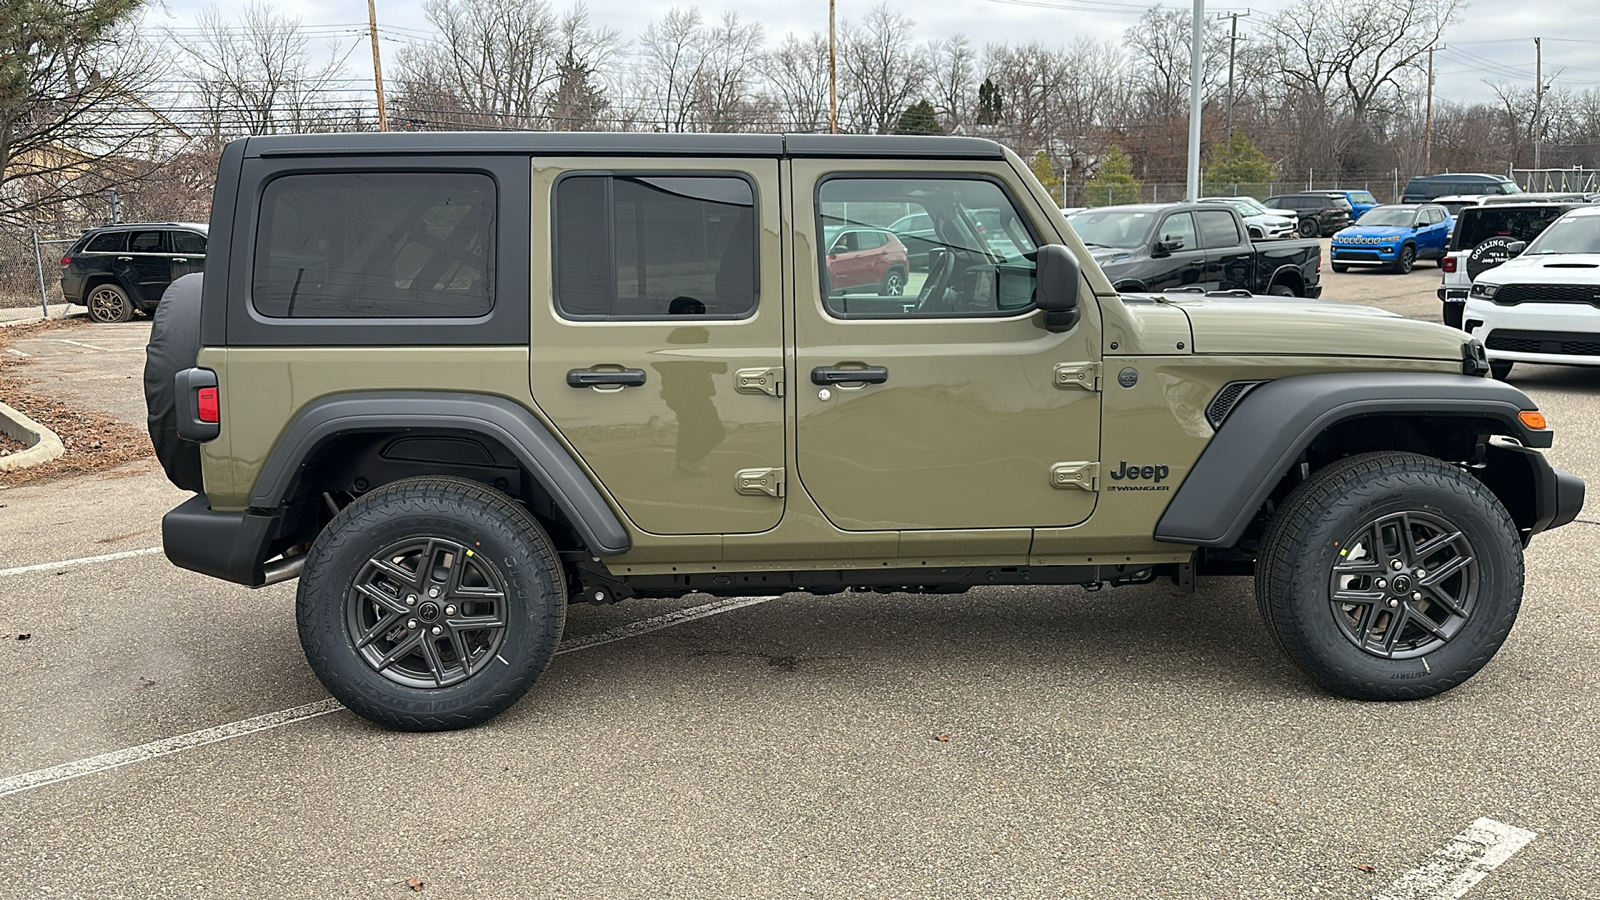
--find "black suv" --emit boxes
[60,223,208,323]
[1264,194,1354,237]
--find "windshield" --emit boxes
[1066,210,1155,248]
[1356,207,1418,227]
[1527,216,1600,254]
[1350,191,1378,204]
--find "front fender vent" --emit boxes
[1206,381,1267,429]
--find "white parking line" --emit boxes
[1372,817,1538,900]
[5,347,30,358]
[0,546,163,579]
[0,593,780,799]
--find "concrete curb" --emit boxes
[0,401,65,471]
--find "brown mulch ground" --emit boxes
[0,317,154,487]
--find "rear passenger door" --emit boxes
[169,229,207,281]
[1196,209,1252,290]
[527,158,786,537]
[126,229,171,301]
[1418,208,1449,257]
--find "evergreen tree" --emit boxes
[1085,146,1142,205]
[1204,132,1275,187]
[976,77,1002,126]
[893,99,941,135]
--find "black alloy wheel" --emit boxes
[1299,218,1318,238]
[347,536,510,689]
[1393,244,1416,274]
[1328,511,1477,660]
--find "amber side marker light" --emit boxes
[1519,410,1548,430]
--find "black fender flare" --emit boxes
[1265,263,1303,292]
[1153,373,1550,548]
[251,391,630,556]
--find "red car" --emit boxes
[824,227,910,296]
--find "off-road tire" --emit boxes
[1256,452,1523,701]
[1392,243,1416,274]
[87,282,134,323]
[297,476,567,731]
[1490,360,1514,381]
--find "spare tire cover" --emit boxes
[143,273,204,493]
[1466,236,1521,281]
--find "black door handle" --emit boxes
[811,366,889,386]
[567,368,647,388]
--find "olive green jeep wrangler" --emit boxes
[144,133,1584,731]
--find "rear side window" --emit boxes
[172,231,207,254]
[84,232,125,252]
[1454,207,1571,249]
[129,230,165,253]
[554,174,757,320]
[1195,210,1241,248]
[253,172,496,318]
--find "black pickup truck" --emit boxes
[1066,202,1323,297]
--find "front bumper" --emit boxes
[1483,442,1585,540]
[1463,297,1600,367]
[1330,243,1402,265]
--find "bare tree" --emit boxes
[930,35,975,134]
[175,4,362,139]
[694,12,765,132]
[394,0,560,129]
[635,7,706,132]
[0,0,173,226]
[837,5,930,134]
[764,32,831,133]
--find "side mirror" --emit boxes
[1035,244,1081,333]
[1153,236,1185,255]
[1507,241,1527,255]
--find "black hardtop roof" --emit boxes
[239,131,1008,161]
[1406,173,1514,182]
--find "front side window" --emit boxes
[253,172,496,319]
[817,177,1038,318]
[554,174,757,320]
[1158,212,1198,250]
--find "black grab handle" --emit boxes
[567,368,647,388]
[811,366,889,386]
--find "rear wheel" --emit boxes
[1268,282,1298,297]
[881,266,906,297]
[297,476,566,731]
[1256,452,1523,700]
[87,283,134,323]
[1299,219,1318,238]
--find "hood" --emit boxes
[1159,293,1469,359]
[1336,224,1412,239]
[1478,253,1600,283]
[1088,245,1137,265]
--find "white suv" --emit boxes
[1438,202,1585,328]
[1463,205,1600,379]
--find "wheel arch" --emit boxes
[1266,265,1304,295]
[1154,373,1552,549]
[252,391,631,557]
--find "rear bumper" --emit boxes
[163,493,282,586]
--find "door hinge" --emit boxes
[1050,461,1099,491]
[734,367,784,397]
[1053,362,1101,392]
[735,467,786,498]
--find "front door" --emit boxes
[527,158,786,536]
[791,162,1102,531]
[1148,211,1208,291]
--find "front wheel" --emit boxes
[297,476,566,731]
[1392,244,1416,274]
[1256,452,1523,700]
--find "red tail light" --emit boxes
[1317,253,1323,273]
[59,256,72,265]
[196,387,220,424]
[1441,256,1457,273]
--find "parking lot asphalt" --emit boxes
[3,267,1598,898]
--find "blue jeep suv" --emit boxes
[1329,204,1451,274]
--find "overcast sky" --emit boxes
[148,0,1600,107]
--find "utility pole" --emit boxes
[368,0,388,132]
[828,0,838,134]
[1425,44,1442,172]
[1185,0,1204,201]
[1532,37,1542,176]
[1217,9,1249,147]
